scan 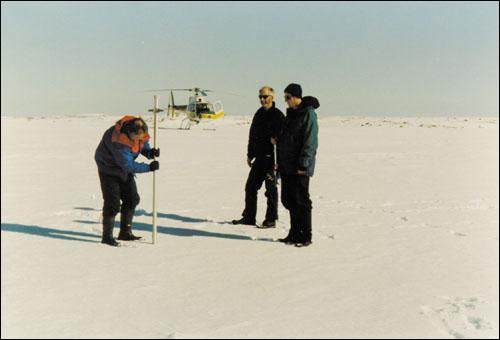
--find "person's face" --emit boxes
[284,93,301,108]
[129,121,147,141]
[259,89,273,109]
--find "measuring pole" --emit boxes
[149,96,162,244]
[273,143,278,186]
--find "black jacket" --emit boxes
[247,102,285,159]
[277,96,319,177]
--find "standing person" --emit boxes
[276,83,319,247]
[95,116,160,246]
[232,86,285,228]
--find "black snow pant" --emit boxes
[98,172,140,218]
[280,174,312,242]
[242,156,278,223]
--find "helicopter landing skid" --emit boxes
[180,118,192,130]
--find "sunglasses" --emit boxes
[284,95,292,101]
[259,95,271,100]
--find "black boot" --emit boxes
[231,217,256,226]
[278,235,294,244]
[257,220,276,229]
[295,240,313,247]
[278,210,299,244]
[295,208,312,247]
[118,209,142,241]
[101,215,120,247]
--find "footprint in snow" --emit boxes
[420,297,494,339]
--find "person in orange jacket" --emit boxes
[94,116,159,246]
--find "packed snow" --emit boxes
[1,114,499,338]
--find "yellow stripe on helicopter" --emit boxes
[199,111,225,119]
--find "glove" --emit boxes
[266,170,280,184]
[148,148,160,159]
[149,161,159,171]
[266,172,275,182]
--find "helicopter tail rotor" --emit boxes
[167,90,175,118]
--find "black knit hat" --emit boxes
[284,83,302,98]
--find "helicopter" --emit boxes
[148,87,225,129]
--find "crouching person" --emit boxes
[94,116,160,246]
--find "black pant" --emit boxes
[281,174,312,242]
[98,172,140,217]
[242,156,278,222]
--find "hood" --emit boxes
[286,96,320,117]
[111,115,150,152]
[301,96,320,109]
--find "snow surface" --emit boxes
[1,115,499,339]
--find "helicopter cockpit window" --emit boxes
[197,103,210,114]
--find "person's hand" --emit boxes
[270,137,277,145]
[267,169,280,182]
[247,158,254,167]
[266,172,275,181]
[297,169,306,175]
[149,161,160,171]
[151,148,160,158]
[148,148,160,158]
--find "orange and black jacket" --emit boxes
[95,116,153,181]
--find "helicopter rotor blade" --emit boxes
[144,88,192,93]
[213,90,249,98]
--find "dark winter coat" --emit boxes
[277,96,319,177]
[95,117,153,182]
[247,102,285,160]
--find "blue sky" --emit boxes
[1,1,498,116]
